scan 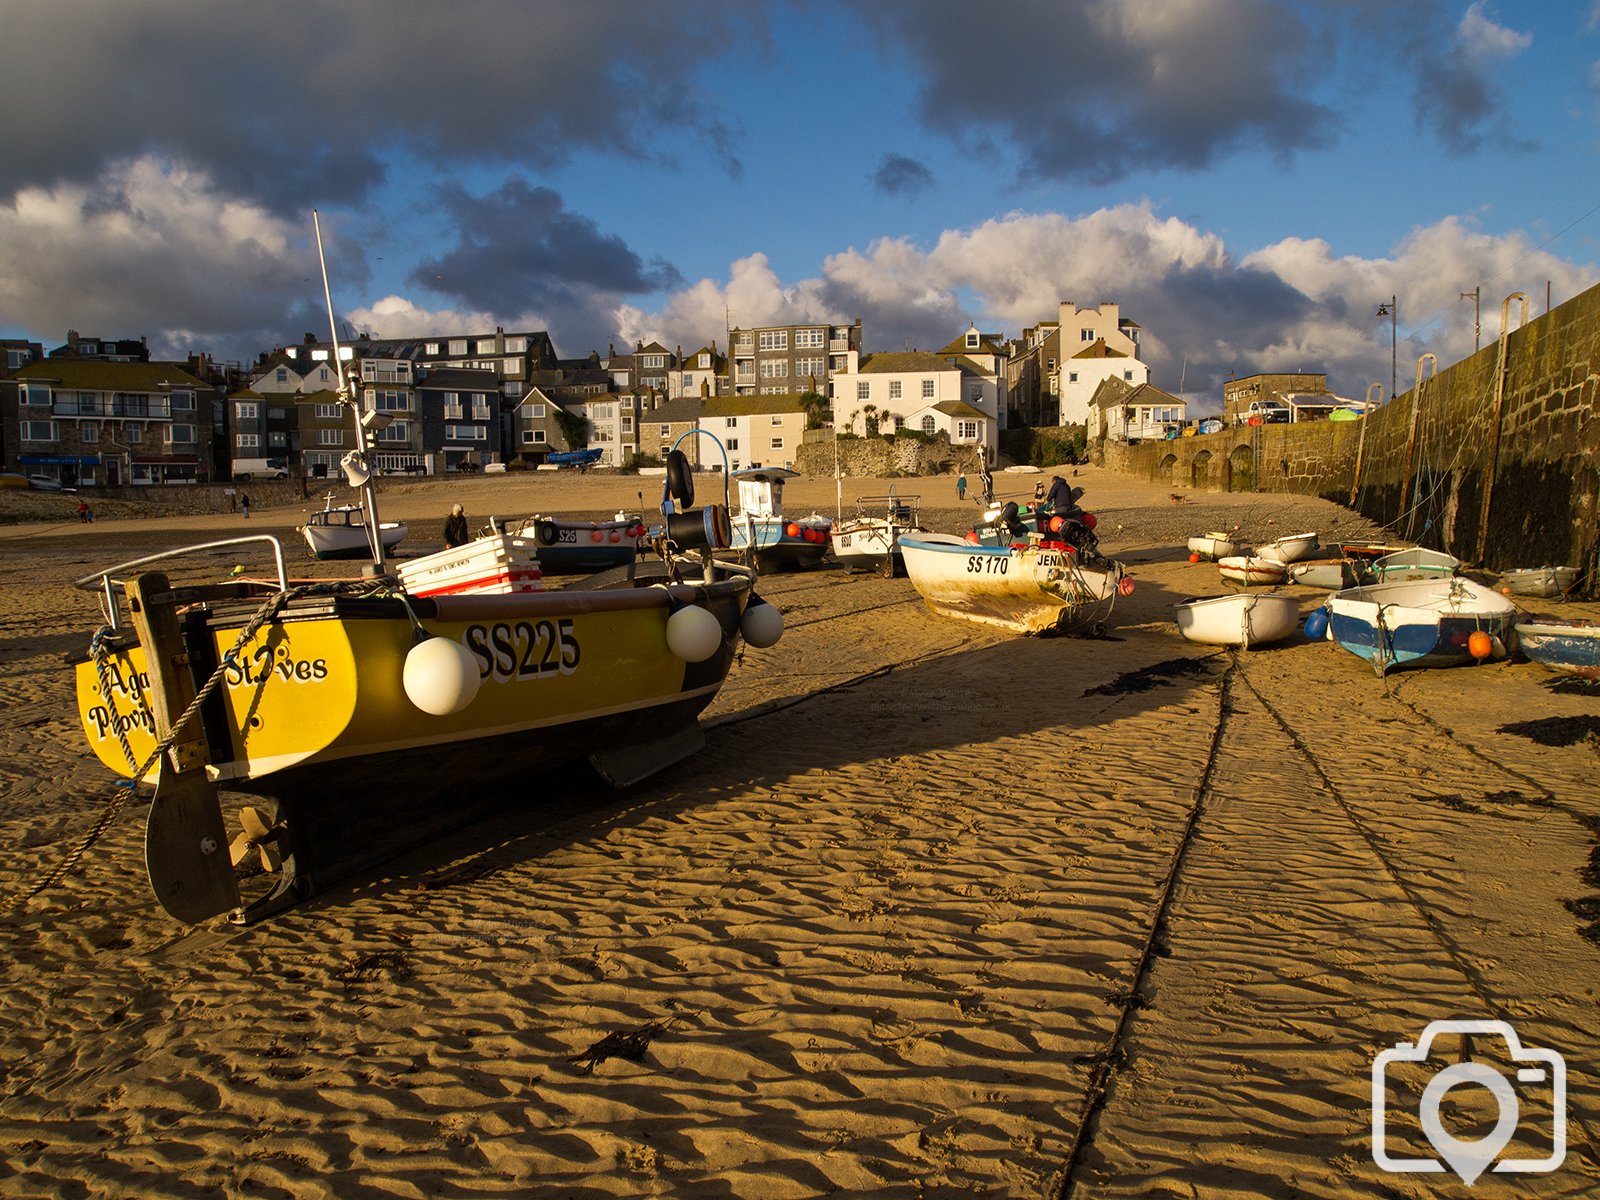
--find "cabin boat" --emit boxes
[728,468,832,570]
[1323,577,1517,675]
[832,491,926,576]
[299,494,407,560]
[898,532,1130,635]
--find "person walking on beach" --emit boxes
[76,499,91,523]
[956,472,967,501]
[443,503,470,548]
[240,493,251,519]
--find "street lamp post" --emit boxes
[1376,296,1397,401]
[1460,287,1481,351]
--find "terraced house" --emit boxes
[1,358,213,486]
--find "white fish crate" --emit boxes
[396,534,543,596]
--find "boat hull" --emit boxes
[1502,567,1580,598]
[1370,547,1459,582]
[526,517,640,574]
[1258,532,1319,564]
[1174,593,1301,648]
[1218,555,1288,586]
[899,533,1124,635]
[1325,578,1517,674]
[1186,534,1237,560]
[1514,619,1600,678]
[832,516,925,576]
[75,578,752,914]
[301,521,408,560]
[1287,559,1362,589]
[731,517,832,570]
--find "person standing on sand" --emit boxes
[240,493,251,519]
[443,503,470,548]
[978,462,993,506]
[956,472,967,501]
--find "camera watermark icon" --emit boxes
[1372,1019,1566,1185]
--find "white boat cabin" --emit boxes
[734,467,798,518]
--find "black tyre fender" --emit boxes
[666,449,695,508]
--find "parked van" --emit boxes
[232,456,288,480]
[1239,400,1290,425]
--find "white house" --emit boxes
[1053,301,1148,426]
[830,347,999,460]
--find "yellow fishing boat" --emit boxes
[72,443,779,924]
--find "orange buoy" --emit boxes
[786,522,801,538]
[1468,630,1494,660]
[590,530,604,542]
[1189,552,1201,564]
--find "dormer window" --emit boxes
[966,331,979,348]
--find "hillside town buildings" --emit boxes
[5,297,1344,484]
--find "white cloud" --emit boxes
[0,156,314,358]
[1458,2,1532,64]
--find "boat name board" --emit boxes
[464,618,581,682]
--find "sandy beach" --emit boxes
[2,466,1598,1198]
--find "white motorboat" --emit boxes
[832,490,926,576]
[1174,593,1301,648]
[300,495,407,560]
[1218,555,1288,586]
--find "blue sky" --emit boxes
[1,1,1597,411]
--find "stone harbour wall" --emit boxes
[1102,282,1600,592]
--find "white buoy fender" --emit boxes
[403,636,482,715]
[740,595,783,648]
[666,604,723,662]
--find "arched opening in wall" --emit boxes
[1191,450,1212,490]
[1229,444,1255,493]
[1158,453,1177,484]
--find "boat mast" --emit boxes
[313,209,387,575]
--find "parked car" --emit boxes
[27,475,65,491]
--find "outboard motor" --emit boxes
[999,501,1028,540]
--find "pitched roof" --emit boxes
[701,393,810,417]
[11,359,208,389]
[926,400,990,420]
[1071,338,1128,360]
[645,397,706,424]
[1094,381,1182,410]
[858,351,978,377]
